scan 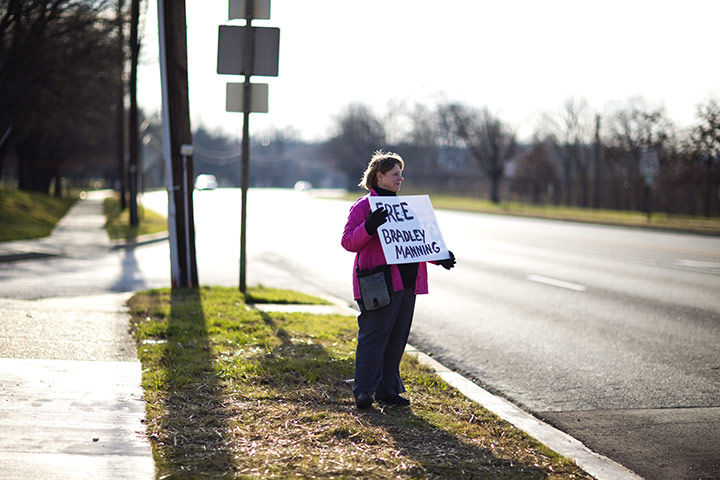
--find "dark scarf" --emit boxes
[374,186,395,197]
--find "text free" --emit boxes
[372,201,414,223]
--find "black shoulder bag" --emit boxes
[356,257,391,311]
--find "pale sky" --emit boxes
[138,0,720,142]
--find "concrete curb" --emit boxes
[108,232,169,250]
[0,232,168,262]
[0,252,59,263]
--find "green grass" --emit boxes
[103,194,168,240]
[338,190,720,235]
[128,286,591,479]
[0,189,77,241]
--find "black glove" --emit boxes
[364,207,388,235]
[438,251,456,270]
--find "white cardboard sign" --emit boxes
[369,195,449,265]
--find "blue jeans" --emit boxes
[354,289,417,399]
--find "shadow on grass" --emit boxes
[159,288,236,478]
[360,406,553,480]
[146,300,578,478]
[251,312,562,479]
[254,310,354,392]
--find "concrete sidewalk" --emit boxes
[0,191,154,479]
[0,190,113,262]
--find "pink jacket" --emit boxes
[341,190,429,300]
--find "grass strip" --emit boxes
[0,189,77,241]
[129,285,591,479]
[103,194,168,240]
[335,191,720,235]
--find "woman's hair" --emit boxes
[358,150,404,191]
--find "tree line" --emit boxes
[0,0,124,196]
[323,96,720,217]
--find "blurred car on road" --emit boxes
[195,174,218,190]
[294,180,312,191]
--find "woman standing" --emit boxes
[341,150,456,409]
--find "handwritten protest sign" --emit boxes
[369,195,449,264]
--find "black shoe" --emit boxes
[356,394,373,409]
[377,394,410,406]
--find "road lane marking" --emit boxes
[527,274,587,292]
[675,259,720,269]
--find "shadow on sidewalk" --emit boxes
[113,246,147,292]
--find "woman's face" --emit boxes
[376,164,404,193]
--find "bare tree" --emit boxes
[382,98,413,146]
[606,97,676,211]
[439,102,516,203]
[324,103,386,189]
[406,103,441,148]
[0,0,121,194]
[384,103,442,188]
[688,96,720,216]
[511,139,558,204]
[538,98,594,206]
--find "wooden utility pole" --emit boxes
[128,0,140,226]
[116,0,127,210]
[158,0,198,287]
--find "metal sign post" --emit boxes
[238,3,255,293]
[217,0,279,293]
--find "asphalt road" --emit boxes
[408,208,720,480]
[2,188,719,480]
